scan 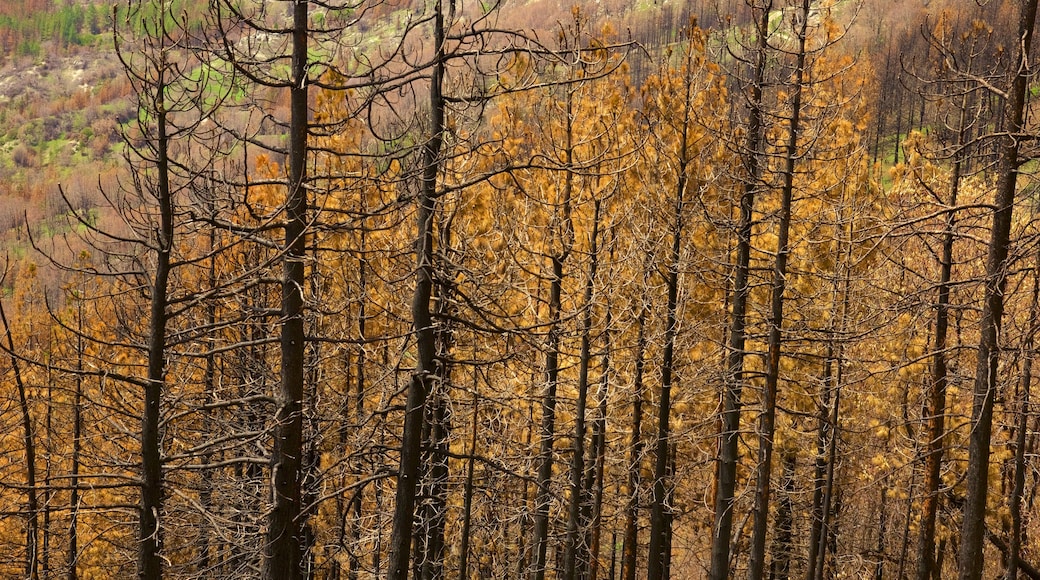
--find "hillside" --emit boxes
[0,1,1037,579]
[0,0,933,199]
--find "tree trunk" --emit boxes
[134,20,176,576]
[897,470,918,580]
[959,2,1038,578]
[43,363,52,580]
[0,298,39,580]
[811,208,853,580]
[768,451,795,580]
[647,27,703,579]
[69,298,83,580]
[915,94,966,580]
[806,361,829,580]
[1006,251,1040,580]
[748,2,809,577]
[812,354,842,580]
[346,200,369,580]
[530,75,576,580]
[647,141,684,580]
[458,378,480,580]
[587,294,612,580]
[622,294,647,580]
[875,484,888,580]
[264,1,310,577]
[198,195,218,573]
[531,206,565,580]
[711,4,770,577]
[388,1,447,577]
[564,200,602,580]
[418,393,449,580]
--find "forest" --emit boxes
[0,0,1038,579]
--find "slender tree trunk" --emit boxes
[875,484,888,580]
[622,296,647,580]
[424,211,457,580]
[0,299,39,580]
[417,365,450,580]
[959,2,1038,578]
[768,451,795,580]
[827,493,841,578]
[806,360,830,580]
[198,195,218,573]
[647,30,701,580]
[418,394,449,580]
[69,298,83,580]
[418,210,455,580]
[388,1,447,577]
[564,200,602,580]
[458,376,480,580]
[711,4,769,577]
[530,222,565,580]
[346,202,369,580]
[812,354,843,580]
[136,33,176,579]
[897,470,918,580]
[809,353,841,580]
[748,3,809,577]
[375,419,386,578]
[1006,251,1040,580]
[588,295,612,580]
[43,361,52,580]
[915,96,966,580]
[647,144,684,580]
[872,46,891,165]
[531,205,565,580]
[303,255,325,580]
[140,227,168,580]
[609,484,620,580]
[811,209,853,580]
[531,79,576,580]
[519,366,539,579]
[892,88,903,165]
[265,1,309,577]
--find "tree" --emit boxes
[908,74,976,580]
[385,0,447,573]
[207,0,371,574]
[520,20,631,580]
[711,3,770,577]
[959,2,1039,578]
[1005,249,1040,580]
[111,2,213,575]
[0,265,41,580]
[263,1,309,576]
[621,269,648,580]
[747,3,811,577]
[25,1,234,575]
